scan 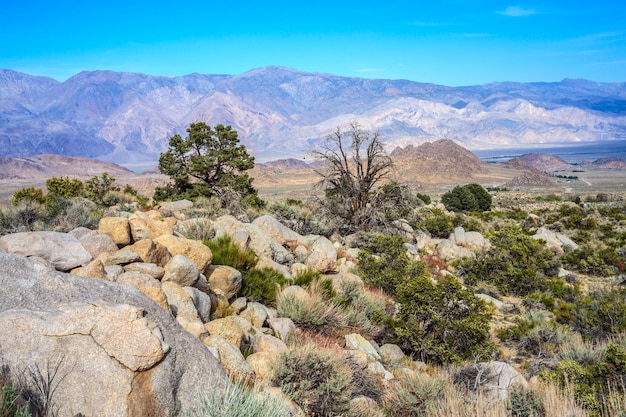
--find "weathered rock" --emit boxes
[471,361,528,400]
[268,317,296,342]
[345,333,382,362]
[72,259,106,279]
[160,199,194,213]
[0,253,229,417]
[98,217,132,247]
[350,396,384,417]
[379,343,405,364]
[240,302,269,328]
[68,226,97,240]
[476,293,504,308]
[163,254,200,287]
[368,361,394,380]
[104,264,124,281]
[229,297,248,314]
[125,239,171,267]
[124,262,165,280]
[105,249,141,266]
[129,212,175,241]
[246,352,276,382]
[255,256,292,278]
[117,271,161,290]
[436,239,474,262]
[464,231,491,251]
[279,285,310,302]
[140,286,171,312]
[533,227,579,253]
[252,334,288,355]
[79,233,119,258]
[0,231,92,271]
[252,215,305,245]
[305,236,338,273]
[176,315,209,340]
[212,215,293,264]
[155,235,213,274]
[205,265,242,299]
[204,317,245,349]
[203,334,256,383]
[184,286,212,323]
[161,281,201,321]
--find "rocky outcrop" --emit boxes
[0,253,229,417]
[0,231,93,271]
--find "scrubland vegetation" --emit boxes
[2,123,626,416]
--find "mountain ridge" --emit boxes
[1,67,625,166]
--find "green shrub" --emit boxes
[569,288,626,338]
[241,267,290,306]
[292,269,321,287]
[508,384,546,417]
[46,176,84,199]
[414,207,460,238]
[272,343,353,417]
[441,183,492,212]
[457,226,558,296]
[11,187,45,206]
[204,235,257,271]
[179,218,215,241]
[542,343,626,416]
[358,235,494,364]
[82,172,118,204]
[187,381,291,417]
[415,192,431,205]
[49,197,102,232]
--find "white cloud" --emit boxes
[497,6,538,17]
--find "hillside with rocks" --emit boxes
[2,199,572,416]
[1,67,625,166]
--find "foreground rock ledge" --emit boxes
[0,253,229,417]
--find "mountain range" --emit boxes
[1,66,625,170]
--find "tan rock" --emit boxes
[205,265,242,299]
[98,217,132,247]
[155,235,213,274]
[123,262,165,280]
[72,259,106,279]
[161,281,201,320]
[252,334,288,355]
[125,239,171,267]
[129,212,175,241]
[79,233,119,258]
[240,302,269,328]
[205,317,245,349]
[203,335,256,383]
[140,286,171,312]
[246,351,276,382]
[162,254,200,287]
[268,317,296,342]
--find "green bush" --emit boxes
[241,267,290,306]
[358,235,494,364]
[272,344,353,417]
[508,384,546,417]
[542,342,626,416]
[187,381,291,417]
[457,226,558,296]
[569,288,626,338]
[45,176,83,199]
[11,187,45,206]
[441,183,492,212]
[203,235,257,271]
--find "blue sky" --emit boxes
[2,1,625,86]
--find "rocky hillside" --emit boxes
[1,67,625,165]
[389,139,489,184]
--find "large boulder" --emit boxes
[79,233,119,258]
[212,215,293,264]
[533,227,579,253]
[98,217,132,247]
[305,236,338,273]
[436,239,474,262]
[0,231,92,271]
[252,215,306,246]
[163,255,200,287]
[0,253,229,417]
[125,239,172,267]
[155,235,213,274]
[469,361,528,401]
[205,265,242,299]
[129,212,175,241]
